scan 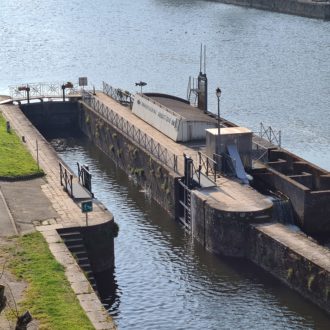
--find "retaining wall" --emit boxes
[20,101,80,136]
[217,0,330,19]
[248,224,330,314]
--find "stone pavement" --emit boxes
[0,102,116,329]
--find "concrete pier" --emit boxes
[216,0,330,20]
[77,90,330,315]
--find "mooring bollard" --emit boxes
[6,121,10,133]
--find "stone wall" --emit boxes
[248,224,330,314]
[191,190,273,257]
[78,102,178,217]
[216,0,330,19]
[20,101,79,137]
[81,220,116,274]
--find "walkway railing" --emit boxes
[259,122,281,147]
[59,162,73,197]
[102,81,134,109]
[198,151,217,183]
[82,93,180,174]
[9,82,80,100]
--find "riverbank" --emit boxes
[216,0,330,19]
[0,99,116,329]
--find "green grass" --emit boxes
[0,113,43,177]
[8,232,94,330]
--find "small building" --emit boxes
[132,93,217,142]
[205,126,253,170]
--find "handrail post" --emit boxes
[64,170,68,191]
[59,163,63,186]
[70,174,73,197]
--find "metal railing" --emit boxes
[59,162,73,197]
[9,82,80,100]
[198,151,217,183]
[252,143,269,163]
[218,153,236,176]
[82,93,180,174]
[103,81,134,109]
[259,122,281,147]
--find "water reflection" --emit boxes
[51,136,330,330]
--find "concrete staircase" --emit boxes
[57,228,98,292]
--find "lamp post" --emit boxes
[216,87,222,158]
[18,85,30,103]
[61,82,73,102]
[135,81,147,93]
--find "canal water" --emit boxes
[51,136,330,329]
[1,0,330,170]
[2,0,330,327]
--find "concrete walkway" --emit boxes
[0,102,116,330]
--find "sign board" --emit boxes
[79,77,88,87]
[132,94,182,141]
[81,200,93,213]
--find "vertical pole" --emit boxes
[86,213,88,226]
[60,164,62,185]
[217,95,221,171]
[62,85,65,102]
[36,140,39,170]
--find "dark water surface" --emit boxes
[1,0,330,170]
[52,136,330,329]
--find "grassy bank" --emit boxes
[0,113,43,177]
[8,232,94,330]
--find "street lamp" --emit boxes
[216,87,222,157]
[18,85,30,103]
[61,82,73,102]
[135,81,147,93]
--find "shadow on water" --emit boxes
[50,135,330,330]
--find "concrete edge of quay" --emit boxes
[0,102,117,330]
[216,0,330,20]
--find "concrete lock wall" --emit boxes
[247,224,330,315]
[191,190,273,257]
[81,220,115,274]
[79,102,178,217]
[216,0,330,19]
[20,101,80,135]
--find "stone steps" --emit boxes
[57,228,98,292]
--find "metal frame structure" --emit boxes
[102,81,134,109]
[9,82,80,101]
[259,122,282,147]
